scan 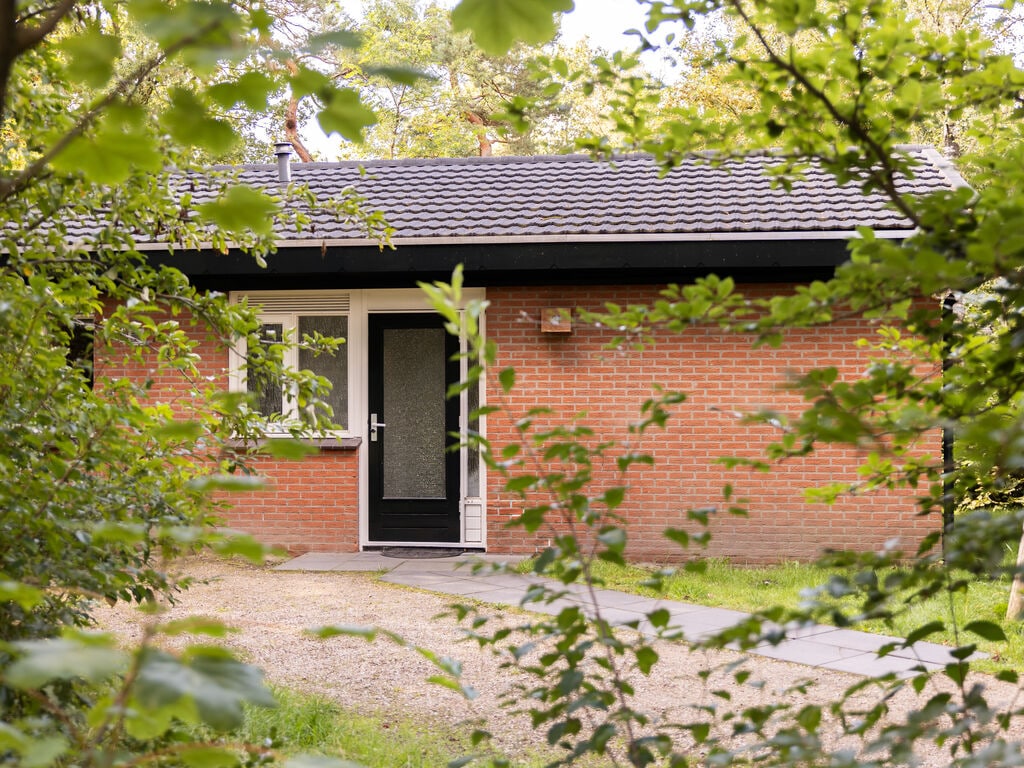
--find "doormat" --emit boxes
[381,547,464,559]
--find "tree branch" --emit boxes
[727,0,923,228]
[0,19,223,205]
[14,0,77,55]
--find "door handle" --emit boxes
[370,413,386,442]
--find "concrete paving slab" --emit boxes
[383,559,468,572]
[527,597,586,617]
[889,640,976,666]
[275,553,391,571]
[752,637,875,666]
[403,578,511,597]
[811,628,902,653]
[783,623,843,640]
[275,552,980,678]
[457,587,542,606]
[574,590,658,610]
[654,602,712,617]
[380,571,463,587]
[680,606,752,626]
[822,653,940,676]
[579,605,650,627]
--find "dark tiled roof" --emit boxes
[214,146,962,245]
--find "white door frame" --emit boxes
[357,288,486,549]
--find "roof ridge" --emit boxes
[211,147,960,176]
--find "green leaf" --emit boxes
[635,645,658,674]
[159,616,235,638]
[128,0,240,53]
[797,705,821,732]
[290,67,334,99]
[964,620,1007,642]
[195,185,279,238]
[261,438,319,460]
[317,88,376,142]
[498,367,516,393]
[0,580,42,610]
[950,644,977,660]
[152,420,205,441]
[597,526,626,552]
[91,521,147,545]
[21,736,68,768]
[689,722,710,744]
[304,30,363,53]
[50,106,161,184]
[209,534,274,563]
[0,723,28,753]
[647,608,670,628]
[6,635,128,688]
[59,26,122,87]
[903,620,945,646]
[602,486,626,510]
[451,0,574,55]
[164,90,237,155]
[506,474,538,492]
[664,527,689,547]
[427,674,470,694]
[208,72,278,110]
[180,747,240,768]
[363,66,432,86]
[944,661,968,685]
[134,647,276,732]
[310,624,377,640]
[187,473,266,492]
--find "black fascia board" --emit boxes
[157,236,871,292]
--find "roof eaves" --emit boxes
[118,228,915,253]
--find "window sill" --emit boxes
[226,436,362,452]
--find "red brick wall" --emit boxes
[219,452,359,554]
[94,308,360,555]
[482,285,937,565]
[95,285,937,564]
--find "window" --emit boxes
[67,318,95,389]
[235,293,351,431]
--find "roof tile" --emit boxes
[172,148,964,245]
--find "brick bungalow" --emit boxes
[106,148,964,564]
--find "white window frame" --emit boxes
[230,287,488,548]
[229,291,355,437]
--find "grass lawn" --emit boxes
[231,686,549,768]
[528,558,1024,672]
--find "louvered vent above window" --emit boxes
[239,292,351,313]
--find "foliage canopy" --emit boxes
[4,0,1024,766]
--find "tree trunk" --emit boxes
[1006,516,1024,620]
[283,59,313,162]
[284,97,313,162]
[463,111,492,157]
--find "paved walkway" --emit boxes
[276,551,969,677]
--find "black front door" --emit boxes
[367,313,461,542]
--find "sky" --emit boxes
[332,0,652,48]
[559,0,651,50]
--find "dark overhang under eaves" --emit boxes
[158,235,884,293]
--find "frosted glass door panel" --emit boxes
[382,327,446,499]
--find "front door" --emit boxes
[367,313,461,543]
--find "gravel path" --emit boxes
[93,557,1024,765]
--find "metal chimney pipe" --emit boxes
[273,142,293,182]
